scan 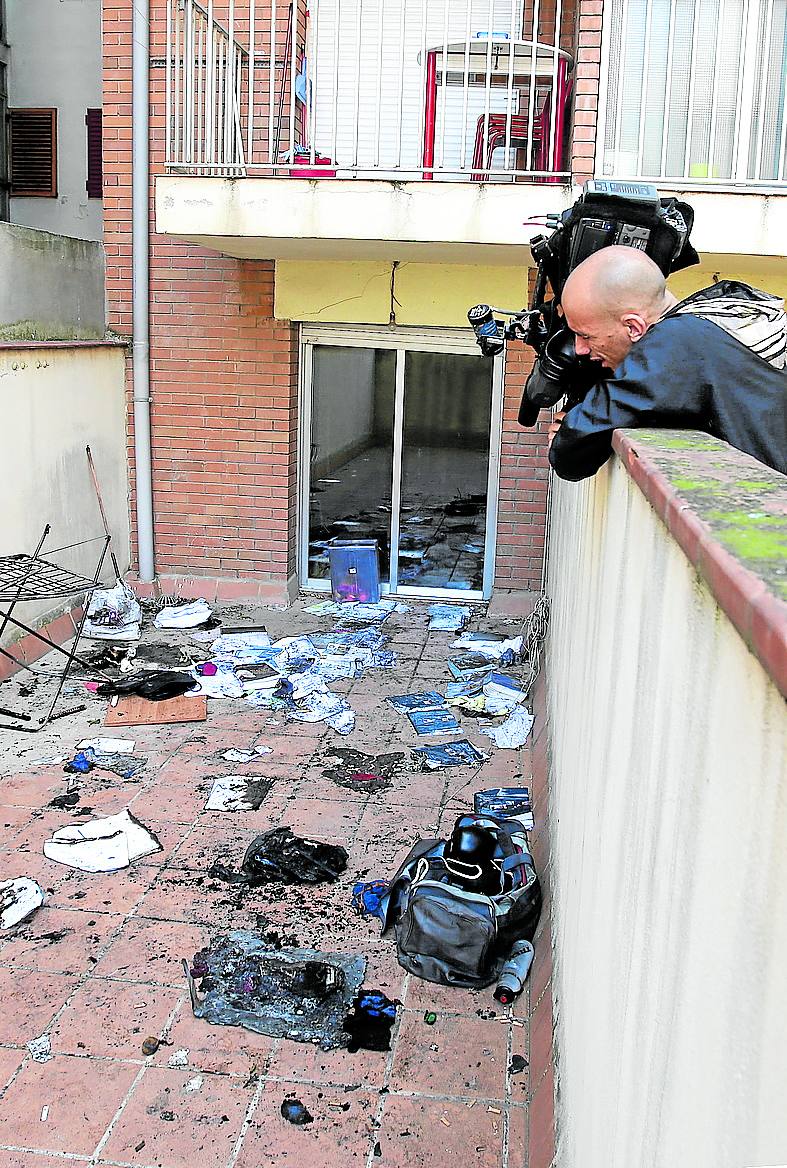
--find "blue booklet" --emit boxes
[408,708,460,735]
[388,691,444,713]
[412,740,488,768]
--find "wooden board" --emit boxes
[105,693,207,726]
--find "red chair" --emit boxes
[471,78,572,181]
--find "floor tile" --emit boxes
[0,1053,139,1157]
[0,906,123,976]
[153,998,278,1076]
[92,916,208,986]
[234,1082,378,1168]
[0,1045,26,1091]
[98,1065,253,1166]
[388,1012,508,1099]
[48,977,184,1060]
[0,967,79,1044]
[375,1094,506,1167]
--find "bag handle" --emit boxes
[501,852,534,872]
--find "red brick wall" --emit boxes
[103,1,567,600]
[571,0,604,182]
[103,2,300,600]
[497,345,550,592]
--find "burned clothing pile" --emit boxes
[208,827,348,887]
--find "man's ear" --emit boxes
[621,312,649,343]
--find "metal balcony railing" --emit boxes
[164,0,574,181]
[598,0,787,189]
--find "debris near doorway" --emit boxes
[387,691,444,714]
[97,670,197,702]
[104,692,207,727]
[208,828,348,887]
[83,581,142,641]
[428,604,471,632]
[184,931,366,1049]
[281,1098,314,1125]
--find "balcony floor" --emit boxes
[0,597,544,1168]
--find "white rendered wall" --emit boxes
[0,345,129,646]
[546,457,787,1168]
[7,0,102,241]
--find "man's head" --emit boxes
[561,246,676,370]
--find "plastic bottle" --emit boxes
[493,939,535,1005]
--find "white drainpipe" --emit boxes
[132,0,155,582]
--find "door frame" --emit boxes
[298,323,505,600]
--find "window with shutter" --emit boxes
[9,108,57,197]
[86,108,102,198]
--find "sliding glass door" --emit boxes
[300,328,502,599]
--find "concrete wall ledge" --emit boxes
[0,339,127,351]
[612,429,787,697]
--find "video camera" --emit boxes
[468,180,699,424]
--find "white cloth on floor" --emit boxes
[43,809,162,872]
[0,877,46,930]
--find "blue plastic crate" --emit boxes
[329,540,381,604]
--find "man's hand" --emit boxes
[547,410,566,450]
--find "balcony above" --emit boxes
[155,175,576,262]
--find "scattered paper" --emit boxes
[205,775,272,812]
[480,706,534,749]
[428,604,471,632]
[43,809,163,872]
[387,691,444,713]
[412,740,488,770]
[77,737,135,754]
[221,746,273,763]
[168,1049,189,1068]
[407,708,461,735]
[1,877,46,931]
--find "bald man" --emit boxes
[538,246,786,479]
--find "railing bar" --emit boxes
[706,0,726,181]
[612,0,629,166]
[753,0,774,179]
[166,0,172,164]
[226,0,235,165]
[247,0,256,164]
[187,0,195,164]
[526,0,542,170]
[396,0,407,167]
[480,0,495,175]
[503,0,518,172]
[268,0,277,166]
[196,17,204,169]
[352,0,363,167]
[548,0,564,174]
[681,0,703,179]
[417,0,429,166]
[659,0,677,177]
[206,0,215,165]
[459,0,472,169]
[174,0,181,161]
[309,0,319,164]
[217,34,225,170]
[730,0,750,176]
[289,0,297,168]
[235,48,247,173]
[331,0,341,170]
[438,0,451,170]
[635,0,654,174]
[373,0,384,168]
[778,38,787,180]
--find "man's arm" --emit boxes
[548,381,626,481]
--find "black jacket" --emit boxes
[548,288,787,481]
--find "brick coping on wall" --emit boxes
[0,339,128,350]
[613,429,787,698]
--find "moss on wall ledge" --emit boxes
[619,429,787,602]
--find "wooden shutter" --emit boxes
[86,108,102,198]
[9,108,57,196]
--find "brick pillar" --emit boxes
[571,0,604,183]
[103,0,299,604]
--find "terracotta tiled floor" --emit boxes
[0,600,537,1167]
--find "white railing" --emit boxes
[165,0,573,180]
[598,0,787,189]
